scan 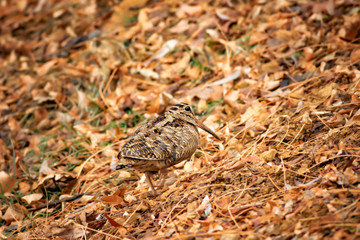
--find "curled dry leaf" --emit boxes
[146,39,178,64]
[39,160,55,176]
[21,193,43,204]
[260,149,277,161]
[226,158,248,171]
[176,4,203,18]
[101,186,127,206]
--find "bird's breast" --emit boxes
[172,123,200,162]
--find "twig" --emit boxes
[287,123,305,148]
[27,193,85,212]
[280,156,287,191]
[73,222,122,239]
[123,201,143,226]
[267,174,283,193]
[159,194,188,232]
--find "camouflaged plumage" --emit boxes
[117,103,219,194]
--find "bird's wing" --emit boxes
[121,117,198,162]
[121,130,177,161]
[120,116,179,161]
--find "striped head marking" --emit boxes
[167,103,219,139]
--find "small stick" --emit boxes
[27,193,85,212]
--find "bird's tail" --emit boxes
[116,152,133,170]
[116,164,131,170]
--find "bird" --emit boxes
[117,103,219,195]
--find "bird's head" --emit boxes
[167,103,220,140]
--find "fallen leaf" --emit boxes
[101,186,127,205]
[2,204,26,224]
[260,149,277,161]
[21,193,43,204]
[169,19,189,33]
[0,171,15,193]
[350,48,360,64]
[176,4,203,18]
[105,214,123,227]
[261,60,279,73]
[18,182,31,194]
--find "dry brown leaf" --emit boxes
[197,99,207,113]
[249,32,268,45]
[18,182,31,194]
[0,171,15,193]
[138,8,153,33]
[312,0,335,15]
[345,109,360,126]
[304,47,314,61]
[39,160,55,176]
[101,195,125,205]
[21,193,43,204]
[48,226,86,239]
[0,103,9,111]
[350,48,360,64]
[2,204,26,224]
[227,158,247,171]
[214,195,231,213]
[315,83,335,99]
[7,117,21,131]
[176,4,203,18]
[105,214,123,228]
[101,186,126,205]
[339,19,360,42]
[261,60,279,73]
[260,149,277,161]
[169,19,189,34]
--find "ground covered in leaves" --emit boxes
[0,0,360,239]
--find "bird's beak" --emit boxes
[196,120,220,140]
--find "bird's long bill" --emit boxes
[197,120,220,140]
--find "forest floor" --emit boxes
[0,0,359,239]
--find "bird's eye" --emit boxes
[185,106,191,112]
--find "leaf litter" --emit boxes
[0,0,359,239]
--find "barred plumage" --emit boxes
[117,103,219,195]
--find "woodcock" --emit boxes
[117,103,219,195]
